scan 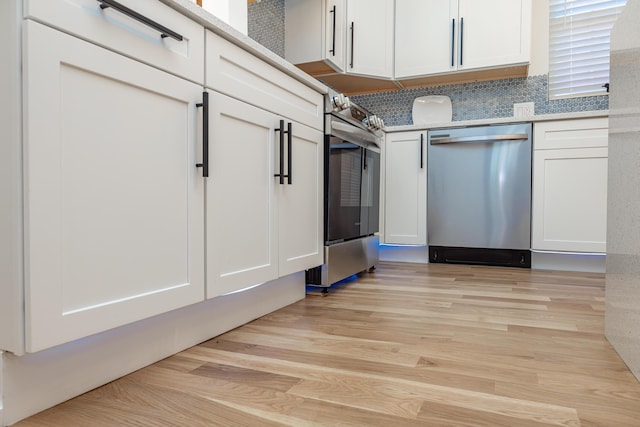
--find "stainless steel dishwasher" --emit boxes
[427,123,532,268]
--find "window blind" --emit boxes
[549,0,627,99]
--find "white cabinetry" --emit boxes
[205,31,323,298]
[532,118,609,253]
[346,0,394,78]
[285,0,346,73]
[22,20,205,352]
[395,0,531,79]
[25,0,205,84]
[383,131,427,245]
[285,0,394,79]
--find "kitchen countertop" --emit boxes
[385,110,609,132]
[159,0,328,95]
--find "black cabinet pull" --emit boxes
[350,22,355,69]
[196,92,209,177]
[97,0,183,42]
[459,17,464,66]
[329,5,336,56]
[275,120,292,185]
[451,18,455,67]
[287,122,292,185]
[420,134,424,169]
[275,120,285,184]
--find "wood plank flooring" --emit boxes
[14,262,640,426]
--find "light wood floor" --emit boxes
[15,262,640,426]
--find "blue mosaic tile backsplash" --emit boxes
[248,0,285,58]
[350,75,609,127]
[247,1,608,126]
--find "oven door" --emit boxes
[326,136,364,244]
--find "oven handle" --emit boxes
[329,119,380,148]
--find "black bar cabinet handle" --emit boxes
[363,147,368,170]
[329,5,336,56]
[451,18,455,67]
[459,17,464,66]
[420,134,424,169]
[287,122,292,185]
[196,92,209,177]
[350,22,355,68]
[274,120,285,184]
[97,0,183,41]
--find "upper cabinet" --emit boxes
[457,0,531,71]
[285,0,394,79]
[396,0,531,80]
[395,0,458,78]
[346,0,394,78]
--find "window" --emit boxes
[549,0,627,99]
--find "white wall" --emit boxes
[530,0,550,76]
[200,0,248,35]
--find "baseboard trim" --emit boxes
[531,250,606,273]
[379,244,429,264]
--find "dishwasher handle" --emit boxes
[429,133,529,145]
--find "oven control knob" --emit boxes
[367,115,382,130]
[331,94,350,111]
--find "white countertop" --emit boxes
[159,0,328,95]
[385,110,609,132]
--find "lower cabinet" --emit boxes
[383,130,427,245]
[23,21,205,352]
[532,118,609,253]
[206,92,323,298]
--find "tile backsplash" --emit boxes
[248,0,285,58]
[247,1,608,126]
[350,75,609,127]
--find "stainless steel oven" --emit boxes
[306,90,383,289]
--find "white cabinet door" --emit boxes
[395,0,530,79]
[206,92,279,298]
[346,0,394,78]
[23,21,204,352]
[278,123,323,276]
[458,0,531,71]
[383,131,427,245]
[532,119,609,254]
[395,0,457,78]
[532,148,608,253]
[207,92,323,295]
[325,0,347,72]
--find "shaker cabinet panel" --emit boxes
[383,131,427,245]
[205,92,323,297]
[25,0,205,84]
[457,0,530,71]
[346,0,394,78]
[278,124,324,276]
[395,0,457,78]
[395,0,531,79]
[23,21,205,352]
[206,92,279,298]
[206,30,323,132]
[532,119,609,253]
